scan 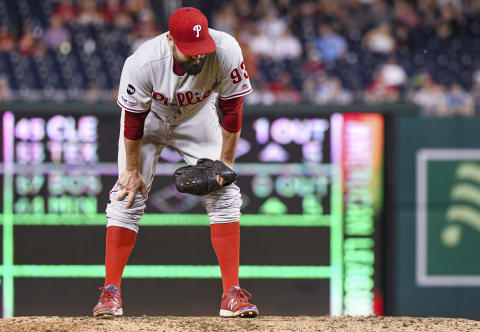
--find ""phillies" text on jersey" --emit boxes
[152,82,218,107]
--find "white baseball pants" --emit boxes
[105,107,242,233]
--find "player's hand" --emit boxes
[216,160,233,186]
[117,169,147,208]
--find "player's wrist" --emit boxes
[124,167,141,174]
[219,159,234,169]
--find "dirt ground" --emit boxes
[1,316,480,332]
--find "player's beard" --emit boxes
[177,58,206,75]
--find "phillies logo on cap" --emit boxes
[169,7,216,56]
[193,25,202,38]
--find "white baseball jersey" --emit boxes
[116,29,252,122]
[107,29,249,230]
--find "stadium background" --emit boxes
[0,0,480,321]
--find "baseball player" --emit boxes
[93,7,258,318]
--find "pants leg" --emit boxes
[106,110,165,232]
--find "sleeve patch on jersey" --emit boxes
[127,84,136,95]
[120,94,138,106]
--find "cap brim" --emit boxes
[175,35,216,56]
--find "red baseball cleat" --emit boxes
[220,286,258,318]
[93,285,123,317]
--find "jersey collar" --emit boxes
[173,57,186,76]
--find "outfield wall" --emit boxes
[0,102,412,317]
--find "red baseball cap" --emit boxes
[168,7,216,56]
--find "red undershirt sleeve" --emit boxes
[218,96,243,133]
[124,110,150,140]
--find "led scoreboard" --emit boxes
[9,115,101,215]
[0,109,384,317]
[5,114,331,215]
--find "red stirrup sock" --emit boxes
[104,226,137,290]
[211,222,240,293]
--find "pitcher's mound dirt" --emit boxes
[1,315,480,332]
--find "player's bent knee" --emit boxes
[106,203,143,233]
[205,183,242,223]
[105,184,147,233]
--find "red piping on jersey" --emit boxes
[219,96,243,133]
[218,88,253,100]
[173,57,186,76]
[124,110,150,140]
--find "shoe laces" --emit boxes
[98,287,118,303]
[232,287,252,302]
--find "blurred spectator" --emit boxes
[378,57,407,87]
[101,0,127,25]
[439,1,464,23]
[125,0,149,14]
[77,0,104,25]
[417,0,438,25]
[437,0,463,11]
[249,26,271,58]
[130,9,160,52]
[54,0,78,21]
[435,21,453,39]
[0,75,12,101]
[245,81,276,105]
[295,1,317,21]
[42,15,70,50]
[234,29,259,80]
[412,75,448,116]
[272,28,302,60]
[18,25,36,57]
[465,0,480,14]
[268,73,301,104]
[315,25,347,63]
[306,74,353,105]
[33,43,47,60]
[366,72,399,103]
[363,23,396,54]
[445,84,474,116]
[303,50,325,76]
[233,0,253,24]
[392,23,412,55]
[0,26,15,52]
[257,11,287,37]
[213,5,238,35]
[394,0,420,29]
[367,0,393,26]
